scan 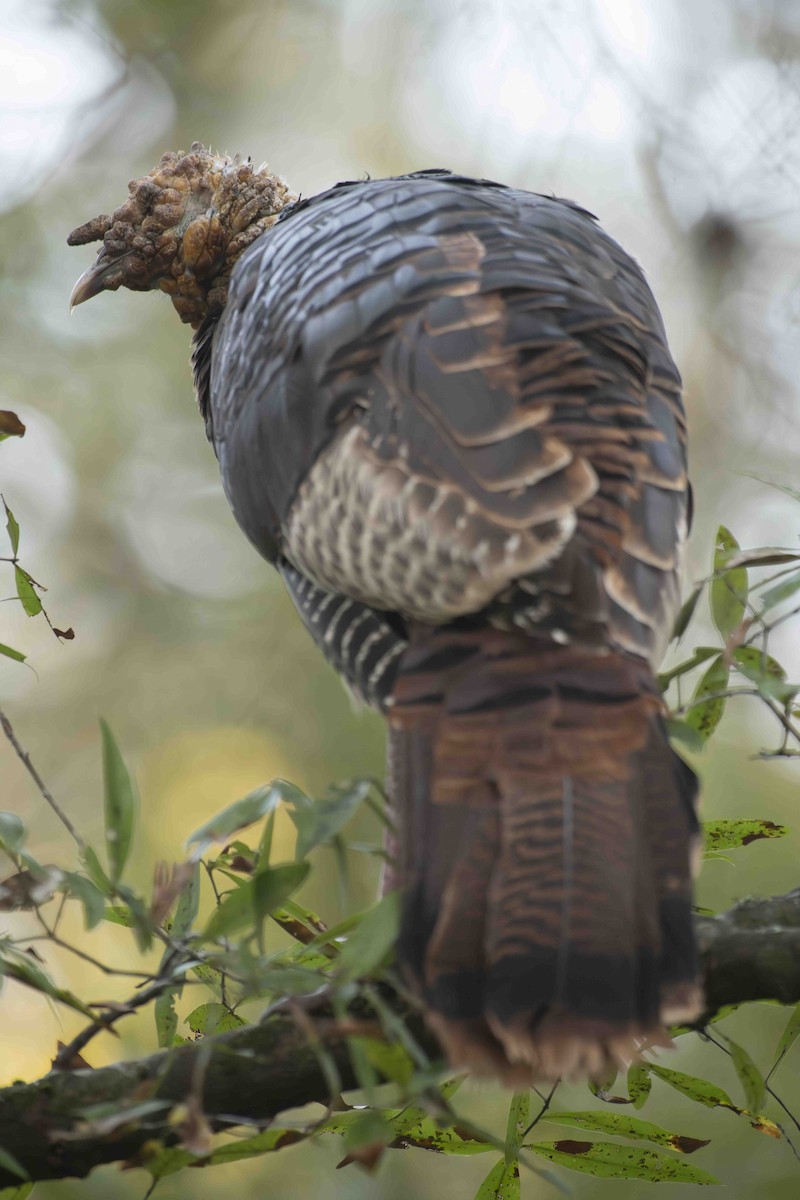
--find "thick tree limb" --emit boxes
[1,889,800,1187]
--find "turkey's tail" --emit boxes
[388,628,702,1084]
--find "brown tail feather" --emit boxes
[388,628,701,1083]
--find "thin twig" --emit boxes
[523,1079,560,1137]
[745,603,800,645]
[0,708,85,852]
[31,910,153,981]
[203,861,230,1010]
[51,950,196,1071]
[670,686,759,715]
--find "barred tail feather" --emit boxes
[389,629,702,1083]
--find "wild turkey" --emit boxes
[69,144,702,1082]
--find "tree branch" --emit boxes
[1,889,800,1187]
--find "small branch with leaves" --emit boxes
[0,410,73,665]
[0,887,800,1189]
[1,499,800,1194]
[664,511,800,759]
[1,706,800,1193]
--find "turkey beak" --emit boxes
[69,251,118,309]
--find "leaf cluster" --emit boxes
[664,518,800,758]
[1,496,800,1193]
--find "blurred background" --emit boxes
[1,0,800,1196]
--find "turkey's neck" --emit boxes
[160,173,295,329]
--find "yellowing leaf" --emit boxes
[545,1110,708,1153]
[530,1140,719,1183]
[649,1065,741,1113]
[703,818,788,852]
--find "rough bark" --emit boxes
[1,889,799,1188]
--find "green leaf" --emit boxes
[588,1063,618,1099]
[711,526,747,635]
[202,862,309,942]
[0,643,25,665]
[506,1090,530,1159]
[185,1001,246,1036]
[188,959,222,992]
[81,844,112,894]
[671,583,703,642]
[0,941,96,1018]
[138,1144,197,1183]
[627,1063,652,1109]
[187,779,306,857]
[0,1146,28,1182]
[60,872,105,929]
[207,1126,308,1166]
[361,1038,415,1086]
[379,1108,489,1156]
[761,569,800,612]
[664,718,705,753]
[114,883,153,952]
[703,818,788,852]
[337,891,400,981]
[315,1088,473,1152]
[202,874,254,941]
[153,859,199,1050]
[146,1127,301,1177]
[0,1185,34,1200]
[14,567,41,618]
[0,813,25,855]
[658,646,720,691]
[649,1065,742,1113]
[102,905,134,927]
[475,1157,519,1200]
[544,1110,709,1153]
[243,963,329,1000]
[343,1110,393,1154]
[2,499,19,557]
[154,989,179,1049]
[722,1035,766,1115]
[529,1140,719,1183]
[253,862,310,944]
[168,861,200,939]
[771,1003,800,1075]
[99,719,137,884]
[732,647,797,703]
[684,654,730,742]
[289,779,372,858]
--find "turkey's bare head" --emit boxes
[68,143,294,328]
